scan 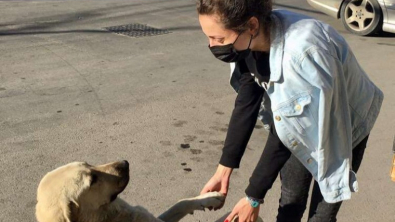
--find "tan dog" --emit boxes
[36,161,225,222]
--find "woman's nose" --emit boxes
[209,39,215,47]
[209,38,221,47]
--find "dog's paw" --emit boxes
[194,192,225,210]
[196,191,225,200]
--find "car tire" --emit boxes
[340,0,382,36]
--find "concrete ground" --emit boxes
[0,0,394,221]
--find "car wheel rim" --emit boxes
[344,0,376,32]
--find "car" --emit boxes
[307,0,395,35]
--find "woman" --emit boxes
[196,0,383,222]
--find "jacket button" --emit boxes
[275,116,281,121]
[307,158,313,164]
[295,104,301,111]
[292,141,298,147]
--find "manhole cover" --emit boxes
[104,23,170,38]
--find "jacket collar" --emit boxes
[268,11,284,83]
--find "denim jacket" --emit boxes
[229,10,383,203]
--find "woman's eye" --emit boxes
[90,174,98,186]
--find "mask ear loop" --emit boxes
[234,20,254,49]
[234,32,253,50]
[233,31,243,44]
[246,34,253,49]
[233,20,250,44]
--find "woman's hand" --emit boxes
[200,164,233,210]
[224,197,260,222]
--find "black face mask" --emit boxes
[209,33,253,63]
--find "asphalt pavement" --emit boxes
[0,0,394,221]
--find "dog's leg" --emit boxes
[158,192,225,222]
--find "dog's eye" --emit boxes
[90,174,98,186]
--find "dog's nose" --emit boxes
[122,160,129,168]
[115,160,129,173]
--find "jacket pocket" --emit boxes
[278,93,315,134]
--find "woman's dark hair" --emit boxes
[196,0,272,34]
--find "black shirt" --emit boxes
[219,52,292,200]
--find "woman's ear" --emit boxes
[248,17,260,37]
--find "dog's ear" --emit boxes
[61,200,79,222]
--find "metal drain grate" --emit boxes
[104,23,170,38]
